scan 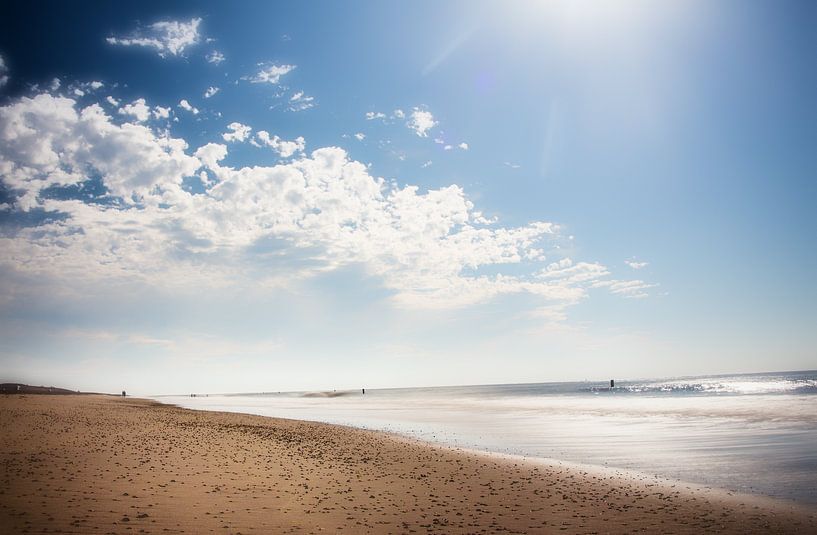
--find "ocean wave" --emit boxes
[597,377,817,396]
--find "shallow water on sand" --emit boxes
[156,370,817,505]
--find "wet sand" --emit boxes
[0,395,814,534]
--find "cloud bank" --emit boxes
[0,93,652,313]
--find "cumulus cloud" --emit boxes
[255,131,306,157]
[206,50,225,64]
[178,99,199,114]
[204,86,220,99]
[194,142,228,171]
[153,106,171,120]
[0,93,199,209]
[365,111,386,121]
[222,122,252,143]
[106,95,120,107]
[246,63,296,85]
[0,93,653,313]
[107,17,203,58]
[118,98,151,122]
[458,142,469,150]
[625,259,648,269]
[407,107,437,137]
[354,133,365,141]
[66,80,104,97]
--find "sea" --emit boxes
[154,370,817,505]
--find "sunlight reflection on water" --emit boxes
[156,371,817,504]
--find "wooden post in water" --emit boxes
[610,379,615,389]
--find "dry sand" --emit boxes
[1,395,814,534]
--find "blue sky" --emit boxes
[0,1,815,394]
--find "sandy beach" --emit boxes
[1,395,814,534]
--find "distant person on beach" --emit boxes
[122,390,126,397]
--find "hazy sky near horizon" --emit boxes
[0,1,815,394]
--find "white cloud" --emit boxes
[107,17,203,58]
[50,78,61,91]
[591,279,657,299]
[288,91,314,112]
[393,109,405,119]
[222,122,252,143]
[246,63,296,85]
[0,93,653,315]
[106,95,120,107]
[407,107,437,137]
[354,133,365,141]
[0,93,199,208]
[194,142,228,171]
[118,98,151,122]
[365,111,386,121]
[0,54,8,87]
[534,259,656,298]
[153,106,171,120]
[206,50,225,65]
[444,145,453,151]
[178,99,199,114]
[421,160,433,168]
[203,86,220,99]
[504,162,521,169]
[537,258,610,285]
[71,80,105,94]
[625,260,648,269]
[255,131,306,157]
[458,142,469,150]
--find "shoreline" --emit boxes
[2,394,815,534]
[155,392,817,506]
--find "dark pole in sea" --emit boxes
[610,379,615,389]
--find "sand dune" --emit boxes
[0,394,814,534]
